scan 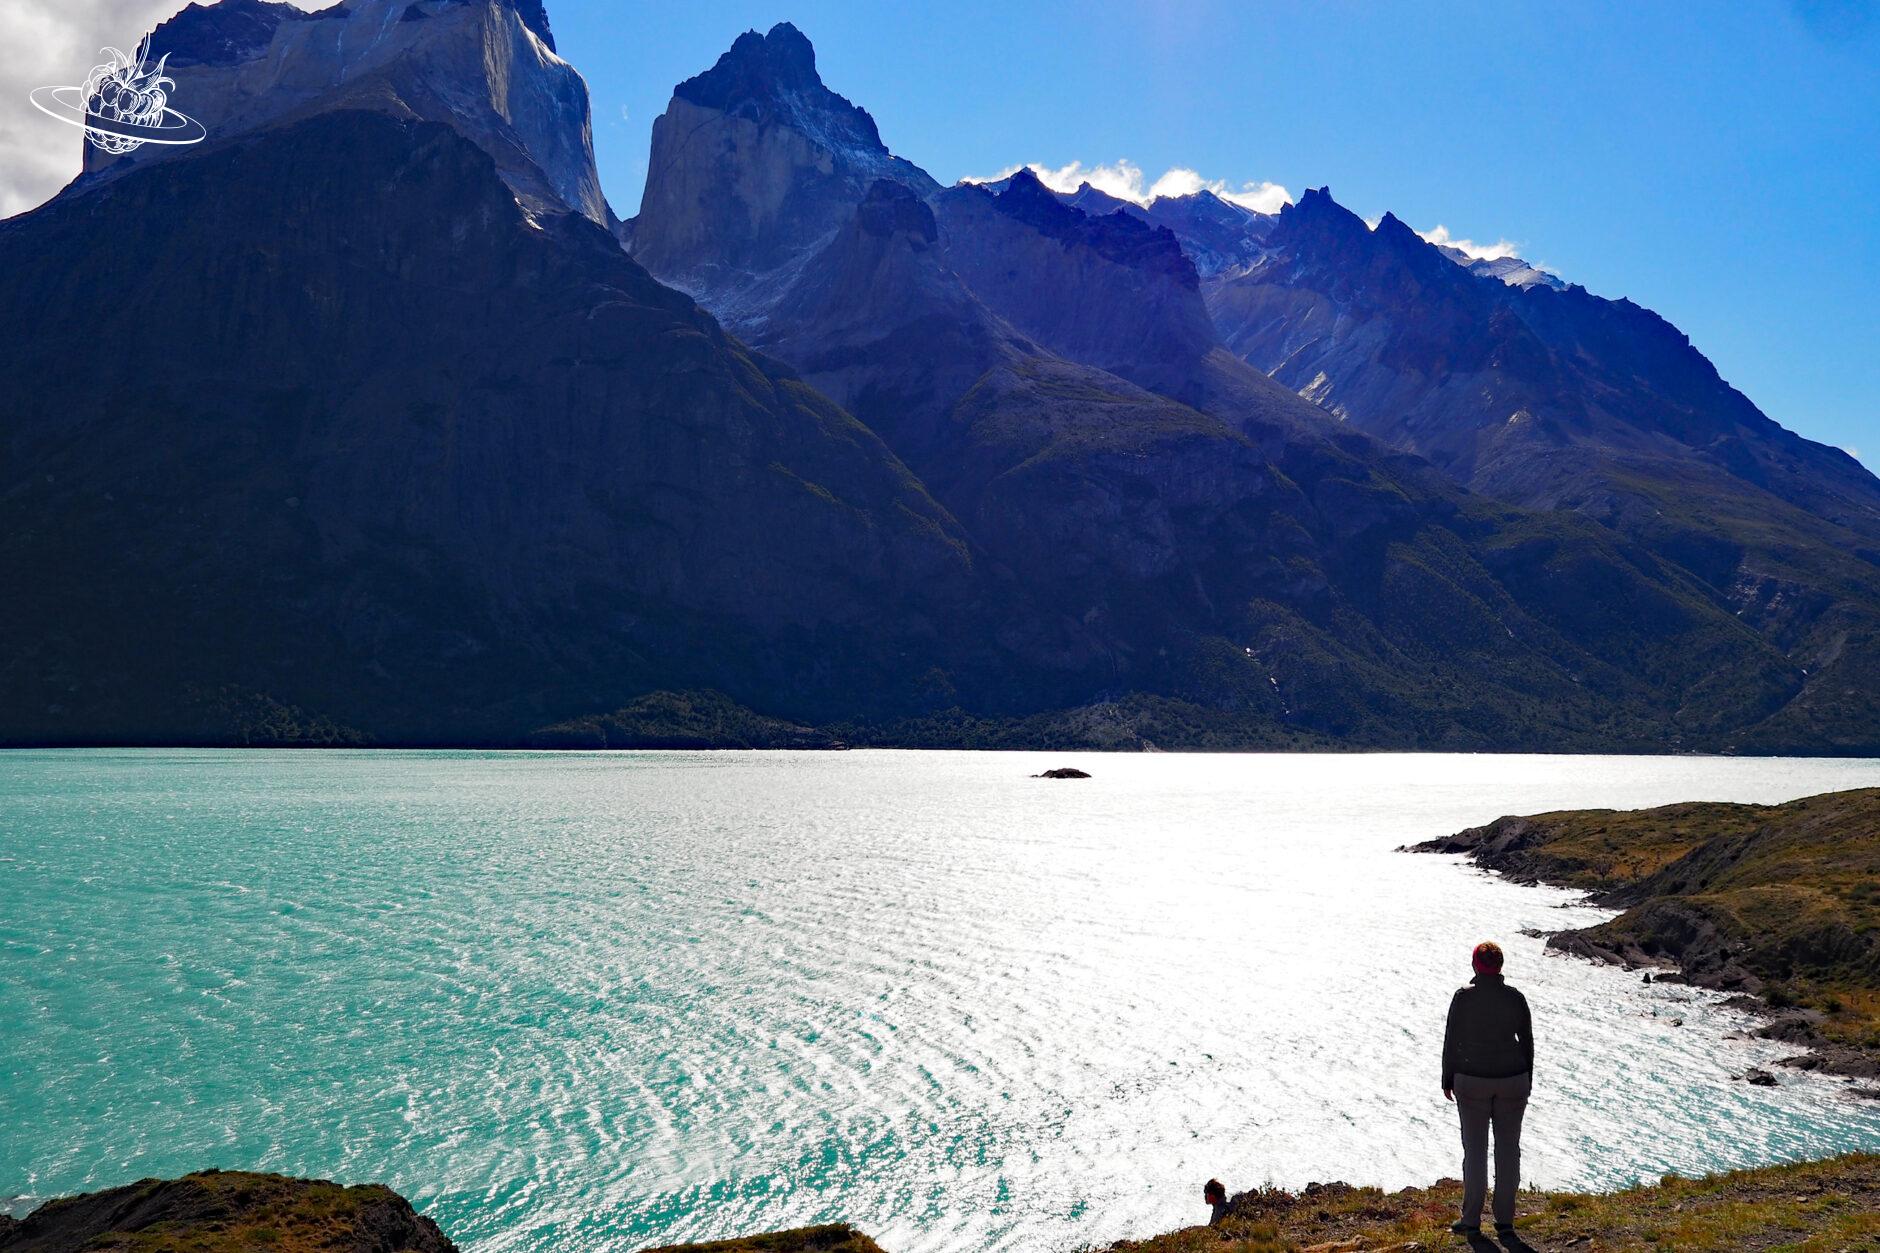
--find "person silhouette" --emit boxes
[1203,1178,1229,1226]
[1441,940,1533,1239]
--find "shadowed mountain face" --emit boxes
[0,110,1030,745]
[931,171,1219,401]
[729,182,1811,753]
[5,4,1878,750]
[1211,187,1880,535]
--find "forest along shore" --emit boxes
[1408,786,1880,1090]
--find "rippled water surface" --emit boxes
[4,750,1879,1249]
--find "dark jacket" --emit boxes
[1442,973,1533,1089]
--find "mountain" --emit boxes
[5,4,1877,751]
[84,0,607,224]
[0,96,1026,743]
[1203,187,1880,748]
[930,170,1220,399]
[627,22,936,326]
[634,34,1835,753]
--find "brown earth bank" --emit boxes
[9,1160,1879,1252]
[1408,787,1880,1086]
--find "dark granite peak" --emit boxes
[675,21,884,152]
[1271,184,1372,252]
[995,166,1085,233]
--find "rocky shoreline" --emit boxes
[1407,789,1880,1092]
[0,1170,455,1252]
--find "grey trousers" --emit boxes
[1454,1070,1531,1227]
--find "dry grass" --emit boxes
[1096,1154,1880,1252]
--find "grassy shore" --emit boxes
[1099,1153,1880,1252]
[1411,786,1880,1079]
[10,1160,1878,1252]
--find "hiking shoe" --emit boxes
[1451,1220,1481,1234]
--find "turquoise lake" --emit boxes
[4,750,1879,1250]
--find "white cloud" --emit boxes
[0,0,323,219]
[965,159,1291,215]
[1417,223,1523,262]
[1846,445,1863,461]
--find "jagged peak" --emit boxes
[1370,210,1484,285]
[1273,184,1371,248]
[674,21,885,153]
[995,166,1084,231]
[1293,186,1345,213]
[1373,210,1420,241]
[988,171,1196,288]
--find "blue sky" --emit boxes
[555,0,1878,465]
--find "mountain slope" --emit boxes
[7,3,1877,751]
[0,109,1009,744]
[675,82,1818,751]
[1204,187,1880,748]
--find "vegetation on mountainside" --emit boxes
[1100,1154,1880,1253]
[529,689,845,749]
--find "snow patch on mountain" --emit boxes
[966,159,1290,214]
[1418,223,1566,290]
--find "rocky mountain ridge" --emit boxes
[85,0,606,223]
[4,1,1877,750]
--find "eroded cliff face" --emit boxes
[84,0,607,223]
[628,23,936,327]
